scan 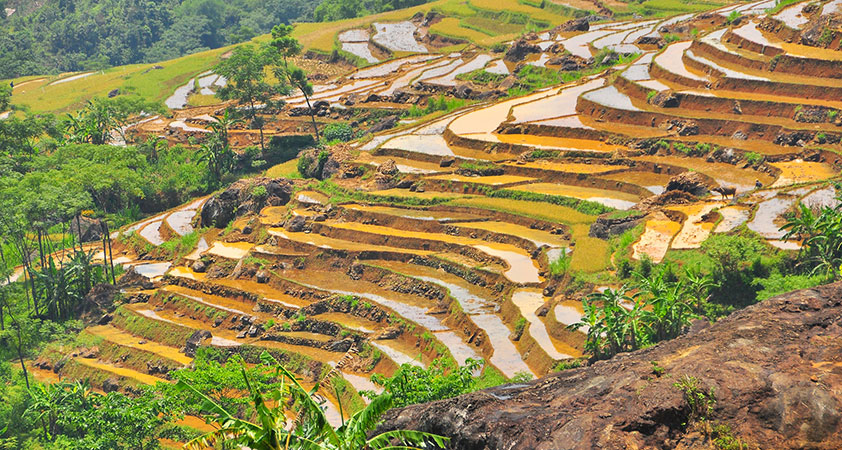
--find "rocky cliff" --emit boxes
[377,283,842,449]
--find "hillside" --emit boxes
[3,0,842,447]
[2,0,736,114]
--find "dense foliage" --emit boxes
[0,0,318,78]
[314,0,432,21]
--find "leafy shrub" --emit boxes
[549,251,571,278]
[744,152,763,166]
[322,122,354,143]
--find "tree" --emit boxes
[366,358,482,408]
[64,98,125,145]
[195,111,238,186]
[270,24,320,143]
[0,84,10,111]
[214,44,288,152]
[178,351,448,450]
[782,201,842,278]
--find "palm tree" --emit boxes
[178,351,448,450]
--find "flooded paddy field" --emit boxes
[44,2,842,408]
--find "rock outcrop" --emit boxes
[200,177,294,228]
[378,283,842,449]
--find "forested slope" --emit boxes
[0,0,316,78]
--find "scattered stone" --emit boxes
[255,270,270,283]
[665,171,712,196]
[649,91,679,108]
[589,213,646,239]
[183,330,212,357]
[285,215,307,232]
[70,215,104,242]
[192,259,207,273]
[505,39,541,63]
[555,17,590,32]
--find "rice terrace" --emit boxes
[1,0,842,448]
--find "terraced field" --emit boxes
[25,0,842,437]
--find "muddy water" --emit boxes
[132,262,171,278]
[166,210,198,236]
[139,220,165,246]
[296,191,328,205]
[560,30,614,58]
[655,42,709,82]
[352,55,439,79]
[184,238,209,261]
[165,79,195,109]
[381,134,455,156]
[50,72,94,86]
[455,221,568,248]
[633,215,681,263]
[714,206,750,233]
[328,221,540,284]
[485,59,510,75]
[372,22,427,53]
[802,186,840,209]
[342,42,379,64]
[379,58,453,96]
[435,330,482,364]
[341,371,382,398]
[581,85,640,111]
[397,266,533,377]
[775,1,810,29]
[507,161,625,174]
[747,195,795,239]
[634,155,774,191]
[510,79,604,124]
[210,336,241,347]
[491,134,620,153]
[75,358,166,385]
[205,241,253,259]
[355,153,444,174]
[515,183,640,210]
[88,325,192,365]
[770,161,838,187]
[669,202,722,249]
[473,245,541,284]
[426,174,535,185]
[471,313,535,377]
[449,88,556,136]
[685,48,768,81]
[294,279,449,332]
[342,204,480,222]
[428,55,493,87]
[372,341,425,367]
[269,228,434,254]
[511,289,577,360]
[553,300,586,331]
[599,171,673,194]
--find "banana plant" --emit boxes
[178,351,449,450]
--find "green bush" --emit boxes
[322,122,354,143]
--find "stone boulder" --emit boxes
[117,266,153,290]
[665,171,712,196]
[70,215,104,243]
[504,39,541,63]
[285,215,308,233]
[183,330,212,357]
[649,90,680,108]
[378,283,842,450]
[555,17,590,32]
[200,178,294,228]
[589,212,646,239]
